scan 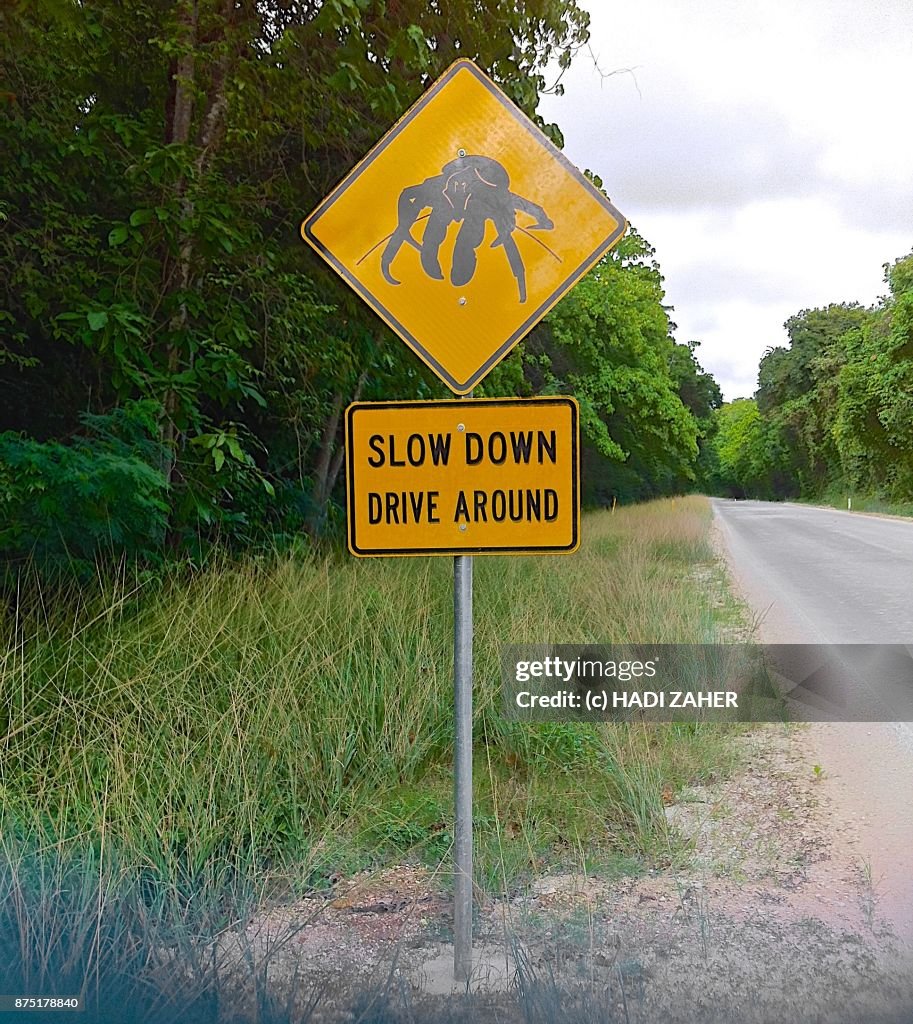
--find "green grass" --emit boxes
[2,497,741,883]
[0,496,749,1016]
[797,491,913,519]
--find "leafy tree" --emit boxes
[669,339,722,491]
[708,250,913,505]
[0,0,593,563]
[533,227,702,504]
[834,253,913,498]
[712,398,789,499]
[756,303,871,493]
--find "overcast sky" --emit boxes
[538,0,913,400]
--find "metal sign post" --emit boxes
[453,388,474,983]
[301,57,624,986]
[452,549,473,982]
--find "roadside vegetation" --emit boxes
[797,492,913,520]
[1,2,739,1017]
[1,497,745,1017]
[1,0,720,583]
[707,250,913,510]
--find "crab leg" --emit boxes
[356,213,431,268]
[497,232,528,303]
[509,192,553,232]
[380,179,441,286]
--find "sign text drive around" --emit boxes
[345,397,579,556]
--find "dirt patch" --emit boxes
[660,727,880,935]
[711,503,913,950]
[220,726,912,1022]
[804,721,913,946]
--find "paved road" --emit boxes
[713,498,913,722]
[712,499,913,645]
[713,498,913,946]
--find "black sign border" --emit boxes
[301,60,627,395]
[345,397,579,557]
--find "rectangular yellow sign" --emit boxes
[345,398,579,557]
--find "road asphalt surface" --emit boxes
[712,499,913,645]
[712,498,913,950]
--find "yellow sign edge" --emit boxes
[301,60,628,394]
[344,396,581,557]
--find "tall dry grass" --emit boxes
[0,496,742,1015]
[1,497,722,862]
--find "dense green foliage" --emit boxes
[2,0,718,573]
[0,402,170,573]
[710,251,913,502]
[538,228,721,504]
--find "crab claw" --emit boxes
[420,248,445,281]
[380,251,401,287]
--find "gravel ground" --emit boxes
[214,725,913,1023]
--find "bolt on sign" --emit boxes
[301,60,627,394]
[345,397,579,557]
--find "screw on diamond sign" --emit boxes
[301,59,626,394]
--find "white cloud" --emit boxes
[539,0,913,399]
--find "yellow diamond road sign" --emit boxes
[301,59,626,394]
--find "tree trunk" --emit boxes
[160,0,199,480]
[307,369,370,535]
[308,391,344,530]
[325,368,368,500]
[160,0,237,487]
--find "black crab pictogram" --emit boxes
[360,154,559,304]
